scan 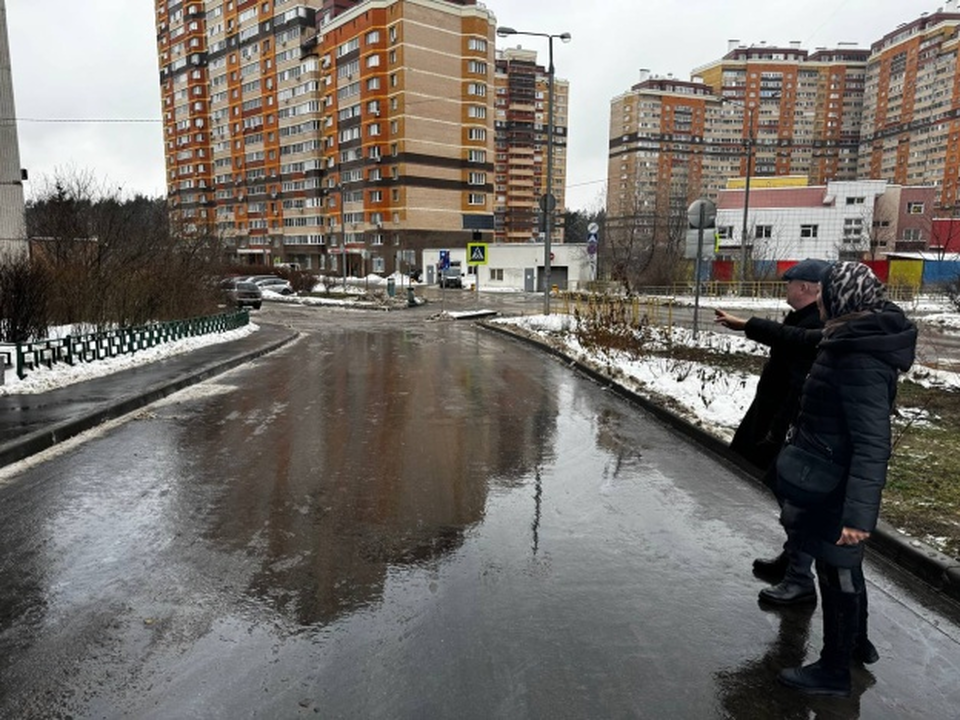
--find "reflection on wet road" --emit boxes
[1,308,959,719]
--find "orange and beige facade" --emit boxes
[610,3,960,242]
[155,0,496,272]
[608,44,872,222]
[493,47,568,243]
[857,5,960,208]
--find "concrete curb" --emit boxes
[480,320,960,604]
[0,329,299,470]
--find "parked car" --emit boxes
[252,277,295,295]
[220,278,263,310]
[439,260,463,289]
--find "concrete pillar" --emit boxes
[0,0,27,260]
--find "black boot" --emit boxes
[778,660,851,697]
[752,552,788,583]
[759,547,816,605]
[779,576,858,697]
[759,580,817,606]
[853,588,879,664]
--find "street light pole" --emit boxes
[740,104,755,291]
[496,26,571,315]
[544,36,556,314]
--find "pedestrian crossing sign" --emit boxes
[467,242,488,265]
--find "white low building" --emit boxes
[423,243,594,292]
[714,179,936,263]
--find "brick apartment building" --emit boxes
[493,47,568,243]
[607,2,960,262]
[155,0,497,273]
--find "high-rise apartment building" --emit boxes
[857,3,960,207]
[695,42,869,184]
[610,4,960,249]
[608,41,872,234]
[607,74,717,245]
[493,47,568,243]
[155,0,495,273]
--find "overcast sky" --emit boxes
[5,0,927,209]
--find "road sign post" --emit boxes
[687,199,717,340]
[467,243,488,307]
[586,221,599,282]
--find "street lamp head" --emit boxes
[497,26,517,37]
[559,32,572,43]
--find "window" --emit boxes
[369,190,382,202]
[468,172,486,185]
[367,77,380,90]
[754,225,772,239]
[467,37,487,52]
[907,202,925,215]
[800,224,818,239]
[467,82,486,97]
[902,228,923,241]
[468,128,486,141]
[337,37,360,57]
[491,268,503,281]
[468,60,487,75]
[843,217,863,243]
[372,256,385,272]
[468,193,486,206]
[365,30,380,45]
[468,149,486,163]
[845,196,865,205]
[716,226,734,239]
[468,104,487,119]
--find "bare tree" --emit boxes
[25,168,225,331]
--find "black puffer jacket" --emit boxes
[787,301,917,566]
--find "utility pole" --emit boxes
[0,0,27,260]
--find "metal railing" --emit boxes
[12,310,249,381]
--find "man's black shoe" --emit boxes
[778,661,851,697]
[853,637,879,665]
[759,580,817,606]
[752,552,788,583]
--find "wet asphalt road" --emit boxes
[1,298,959,719]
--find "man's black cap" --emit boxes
[782,258,831,282]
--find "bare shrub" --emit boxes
[0,255,50,343]
[26,170,226,331]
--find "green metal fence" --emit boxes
[13,310,249,380]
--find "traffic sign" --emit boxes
[587,222,599,235]
[439,249,450,270]
[687,199,717,229]
[467,242,488,265]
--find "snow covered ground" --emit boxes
[491,295,960,441]
[1,323,260,395]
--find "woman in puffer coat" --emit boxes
[777,262,917,697]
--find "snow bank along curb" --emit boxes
[0,329,299,470]
[480,320,960,604]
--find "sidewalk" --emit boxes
[0,322,298,468]
[481,320,960,604]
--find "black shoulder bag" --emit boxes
[775,440,846,506]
